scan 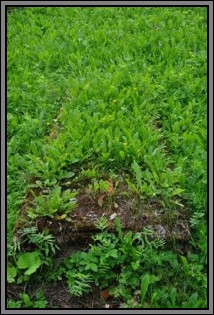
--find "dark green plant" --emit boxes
[63,218,164,296]
[20,226,60,257]
[7,227,59,284]
[7,291,48,309]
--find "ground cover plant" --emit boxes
[7,7,207,308]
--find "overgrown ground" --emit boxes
[7,7,207,309]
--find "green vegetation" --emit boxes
[27,186,77,220]
[46,218,206,308]
[8,226,59,284]
[7,7,207,308]
[7,291,48,308]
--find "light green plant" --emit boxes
[67,272,93,297]
[27,186,77,219]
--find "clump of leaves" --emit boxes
[7,227,59,284]
[52,217,207,308]
[7,291,48,309]
[8,250,42,284]
[67,272,93,297]
[61,218,165,297]
[27,185,77,220]
[19,226,60,257]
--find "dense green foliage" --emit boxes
[7,7,207,308]
[48,218,206,308]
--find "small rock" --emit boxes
[146,224,167,239]
[110,213,117,220]
[154,224,166,238]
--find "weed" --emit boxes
[27,186,77,220]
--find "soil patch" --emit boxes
[7,281,121,309]
[14,182,191,249]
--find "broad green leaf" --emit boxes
[7,266,17,283]
[171,188,185,196]
[141,274,150,303]
[132,160,143,188]
[60,172,75,179]
[25,261,41,275]
[131,260,140,271]
[119,150,125,158]
[89,263,98,272]
[17,251,42,275]
[20,293,32,307]
[180,255,189,273]
[109,249,118,258]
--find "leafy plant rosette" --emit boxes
[27,185,77,221]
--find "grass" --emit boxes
[7,7,207,309]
